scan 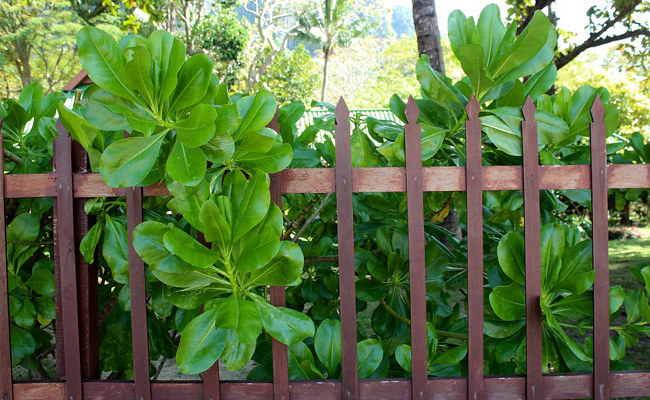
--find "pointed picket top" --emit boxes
[591,95,605,122]
[405,96,420,125]
[335,96,350,125]
[523,95,536,121]
[466,95,479,121]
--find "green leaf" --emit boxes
[481,114,522,156]
[477,4,506,67]
[202,133,235,164]
[610,285,625,314]
[100,132,166,188]
[199,198,232,252]
[14,299,36,329]
[235,90,277,141]
[288,342,323,380]
[540,223,565,274]
[57,105,99,152]
[524,63,557,100]
[432,344,467,364]
[232,171,270,242]
[151,283,173,318]
[168,179,209,231]
[177,308,228,374]
[173,104,217,148]
[163,227,218,268]
[133,221,172,265]
[357,339,383,379]
[235,226,280,273]
[166,139,207,186]
[255,299,315,345]
[169,287,223,310]
[234,142,293,174]
[221,331,256,371]
[25,269,55,295]
[421,124,447,160]
[641,266,650,297]
[416,55,465,105]
[314,318,342,377]
[489,283,525,321]
[395,344,412,374]
[10,325,35,359]
[458,43,496,96]
[351,128,382,167]
[35,297,56,320]
[147,30,186,105]
[80,220,103,264]
[246,241,304,287]
[168,54,213,113]
[77,27,136,102]
[214,294,263,344]
[122,46,155,107]
[497,232,525,285]
[237,128,276,154]
[102,215,129,284]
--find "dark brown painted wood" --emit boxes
[465,95,484,400]
[404,97,428,400]
[0,121,13,400]
[522,97,543,400]
[55,120,83,400]
[590,96,610,400]
[268,110,290,400]
[71,140,100,380]
[334,98,358,400]
[126,186,152,400]
[10,371,650,400]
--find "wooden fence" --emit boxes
[1,95,650,400]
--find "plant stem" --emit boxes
[7,240,54,246]
[292,193,332,242]
[378,299,468,340]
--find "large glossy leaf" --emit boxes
[395,344,412,374]
[288,342,323,380]
[176,308,228,374]
[162,227,218,268]
[202,133,235,164]
[236,128,276,154]
[166,139,207,186]
[489,283,525,321]
[199,198,232,252]
[168,54,213,113]
[431,343,467,364]
[481,114,522,156]
[168,179,209,231]
[314,318,342,377]
[246,241,303,286]
[100,132,166,188]
[235,226,280,272]
[77,27,136,102]
[214,294,263,344]
[497,232,526,285]
[232,171,270,242]
[221,331,256,371]
[234,142,293,174]
[255,300,315,345]
[122,46,155,107]
[148,30,185,105]
[416,55,465,105]
[458,43,496,96]
[10,325,35,358]
[357,339,383,379]
[25,270,55,296]
[540,223,565,273]
[173,104,217,148]
[524,63,557,100]
[477,4,506,67]
[235,90,277,141]
[351,128,382,167]
[103,215,129,284]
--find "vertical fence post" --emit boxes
[334,98,358,400]
[404,97,428,400]
[590,96,610,400]
[465,95,484,400]
[126,186,151,400]
[0,121,14,400]
[522,97,543,400]
[268,111,290,400]
[55,121,83,400]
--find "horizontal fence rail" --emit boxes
[1,95,650,400]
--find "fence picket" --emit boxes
[522,97,543,400]
[465,95,484,400]
[268,111,290,400]
[126,186,151,400]
[0,121,13,400]
[591,96,610,400]
[404,97,428,400]
[55,121,84,400]
[334,98,358,400]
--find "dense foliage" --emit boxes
[1,3,650,381]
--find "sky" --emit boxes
[385,0,611,45]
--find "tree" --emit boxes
[411,0,445,73]
[294,0,377,101]
[507,0,650,70]
[255,45,319,105]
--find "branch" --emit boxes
[556,28,650,69]
[516,0,555,34]
[98,289,120,327]
[7,240,53,246]
[304,249,383,265]
[292,193,332,242]
[4,148,23,165]
[282,194,322,240]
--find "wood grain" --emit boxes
[590,97,610,400]
[55,120,83,400]
[522,97,543,400]
[334,98,359,400]
[126,186,152,400]
[465,96,484,400]
[404,97,428,400]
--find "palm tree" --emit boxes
[412,0,445,73]
[293,0,370,101]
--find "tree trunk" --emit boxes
[411,0,445,73]
[320,50,330,102]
